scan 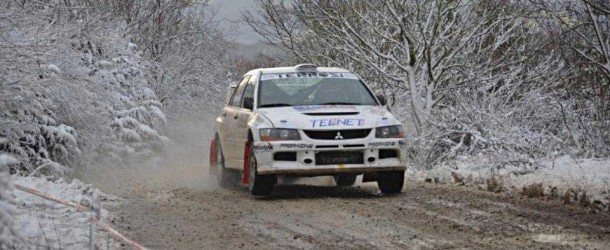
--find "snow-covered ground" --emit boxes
[515,157,610,198]
[7,176,120,249]
[410,156,610,210]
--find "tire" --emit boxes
[334,174,357,187]
[215,135,233,188]
[247,142,275,196]
[377,171,405,194]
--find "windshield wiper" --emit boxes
[259,103,292,108]
[321,102,361,105]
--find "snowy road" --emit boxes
[83,120,610,249]
[102,180,610,249]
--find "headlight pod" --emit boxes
[259,128,301,141]
[375,125,404,138]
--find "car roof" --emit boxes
[246,64,352,75]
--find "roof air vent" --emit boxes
[294,64,317,71]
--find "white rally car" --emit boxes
[209,64,407,196]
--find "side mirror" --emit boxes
[376,94,386,106]
[243,97,254,110]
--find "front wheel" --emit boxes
[247,142,275,196]
[377,171,405,194]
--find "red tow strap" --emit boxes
[242,141,250,184]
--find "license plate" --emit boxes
[315,151,363,165]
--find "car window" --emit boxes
[257,72,377,108]
[225,84,237,104]
[229,76,250,107]
[240,83,254,108]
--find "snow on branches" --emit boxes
[0,1,171,175]
[245,0,608,170]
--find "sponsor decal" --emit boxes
[310,118,365,128]
[253,142,273,152]
[279,143,314,149]
[367,141,396,147]
[293,106,320,112]
[293,105,358,112]
[261,72,359,81]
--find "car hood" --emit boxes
[255,105,400,130]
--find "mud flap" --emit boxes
[362,173,377,183]
[209,138,217,175]
[242,141,250,185]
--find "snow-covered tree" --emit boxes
[530,0,610,157]
[246,1,561,131]
[93,0,234,118]
[0,0,173,173]
[245,0,573,169]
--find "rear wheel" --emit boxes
[334,174,357,187]
[215,135,234,188]
[247,142,275,196]
[377,171,405,194]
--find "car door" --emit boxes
[232,78,256,168]
[221,75,250,168]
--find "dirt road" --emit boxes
[104,179,610,249]
[87,120,610,249]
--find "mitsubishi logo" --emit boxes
[335,132,344,140]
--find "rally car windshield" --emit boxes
[258,72,377,108]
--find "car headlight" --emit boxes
[259,128,301,141]
[375,125,404,138]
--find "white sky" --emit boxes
[209,0,263,44]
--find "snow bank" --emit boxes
[515,156,610,201]
[411,156,610,211]
[1,155,23,249]
[9,176,120,249]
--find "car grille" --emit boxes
[315,151,364,165]
[303,129,371,140]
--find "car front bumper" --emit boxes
[252,138,407,176]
